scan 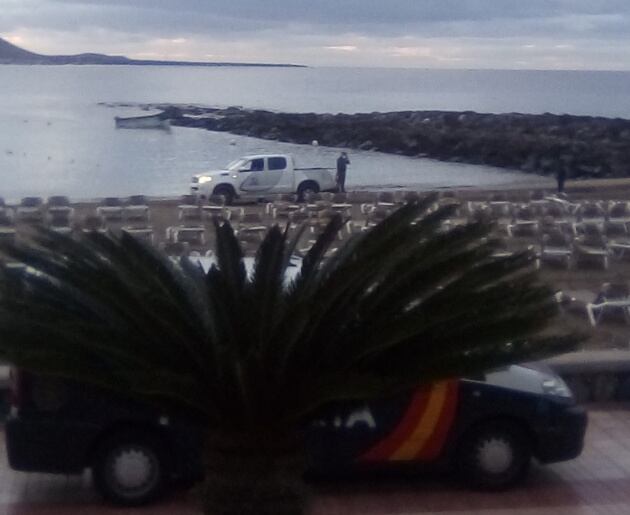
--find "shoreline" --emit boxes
[8,174,630,205]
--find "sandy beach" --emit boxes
[4,176,630,352]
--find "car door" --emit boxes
[236,158,266,193]
[267,156,294,193]
[306,380,460,470]
[239,157,288,193]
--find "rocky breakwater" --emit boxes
[151,104,630,180]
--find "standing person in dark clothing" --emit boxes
[556,162,569,193]
[336,151,350,193]
[556,165,567,194]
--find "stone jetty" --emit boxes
[113,103,630,181]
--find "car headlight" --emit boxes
[542,376,573,398]
[198,176,213,184]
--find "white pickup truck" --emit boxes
[190,154,337,203]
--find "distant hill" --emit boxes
[0,36,304,67]
[0,37,43,62]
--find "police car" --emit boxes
[5,362,586,505]
[307,363,586,489]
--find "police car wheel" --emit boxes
[457,421,531,490]
[92,432,167,506]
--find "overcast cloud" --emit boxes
[1,0,629,69]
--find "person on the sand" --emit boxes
[336,151,350,193]
[556,166,567,194]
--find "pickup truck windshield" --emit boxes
[227,158,248,171]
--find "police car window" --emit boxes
[268,157,287,170]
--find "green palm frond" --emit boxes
[0,195,581,433]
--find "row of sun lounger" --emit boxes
[2,192,630,264]
[3,192,630,332]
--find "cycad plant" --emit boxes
[0,195,576,515]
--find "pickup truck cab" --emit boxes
[190,154,337,203]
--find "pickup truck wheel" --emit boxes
[457,421,531,491]
[92,432,168,506]
[213,186,235,205]
[297,181,319,202]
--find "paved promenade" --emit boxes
[0,408,629,514]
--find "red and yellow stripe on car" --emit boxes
[359,380,459,462]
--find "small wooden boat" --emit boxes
[114,112,171,130]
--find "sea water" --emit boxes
[1,65,628,201]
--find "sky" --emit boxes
[1,0,630,69]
